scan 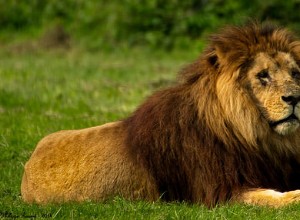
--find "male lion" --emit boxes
[22,22,300,207]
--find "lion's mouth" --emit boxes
[270,114,299,127]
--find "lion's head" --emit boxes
[184,23,300,147]
[246,51,300,136]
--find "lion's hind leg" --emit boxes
[235,188,300,207]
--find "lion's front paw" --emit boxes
[283,190,300,204]
[238,188,300,207]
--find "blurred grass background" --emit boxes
[1,0,300,51]
[1,1,300,219]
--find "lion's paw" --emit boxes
[283,190,300,203]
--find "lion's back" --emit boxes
[21,121,159,203]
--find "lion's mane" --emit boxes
[124,22,300,206]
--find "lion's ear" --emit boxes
[208,53,218,67]
[207,49,220,69]
[290,41,300,66]
[213,45,245,70]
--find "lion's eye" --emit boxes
[256,70,270,86]
[257,70,269,79]
[291,69,300,79]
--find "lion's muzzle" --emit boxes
[271,95,300,135]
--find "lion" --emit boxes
[21,22,300,207]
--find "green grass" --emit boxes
[1,46,300,219]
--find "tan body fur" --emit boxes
[22,22,300,207]
[22,122,159,204]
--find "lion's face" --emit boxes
[247,52,300,135]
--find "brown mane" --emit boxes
[124,22,300,207]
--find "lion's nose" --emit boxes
[281,95,300,106]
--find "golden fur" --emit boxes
[22,22,300,207]
[21,122,159,203]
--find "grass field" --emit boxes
[1,46,300,219]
